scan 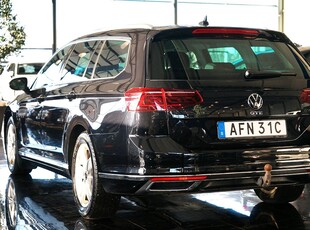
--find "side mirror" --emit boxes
[9,77,30,94]
[10,77,46,98]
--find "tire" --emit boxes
[254,185,304,203]
[5,118,32,175]
[72,132,120,219]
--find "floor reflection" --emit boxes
[4,174,76,229]
[0,166,309,229]
[195,191,305,229]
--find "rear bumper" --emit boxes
[98,136,310,194]
[99,167,310,195]
[126,136,310,174]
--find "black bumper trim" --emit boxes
[99,167,310,182]
[98,168,310,194]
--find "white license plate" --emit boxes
[217,120,287,139]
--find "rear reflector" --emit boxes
[150,176,207,182]
[301,88,310,104]
[125,88,203,112]
[192,28,259,36]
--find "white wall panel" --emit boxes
[177,1,278,29]
[12,0,303,49]
[284,0,310,46]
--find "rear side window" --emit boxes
[60,40,101,82]
[149,38,304,80]
[93,40,130,79]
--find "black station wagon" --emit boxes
[3,25,310,219]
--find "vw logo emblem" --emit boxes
[247,93,263,110]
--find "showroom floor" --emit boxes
[0,140,310,229]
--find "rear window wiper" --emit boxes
[244,70,297,80]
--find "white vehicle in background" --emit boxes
[0,59,44,102]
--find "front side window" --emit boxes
[34,45,73,88]
[84,41,104,79]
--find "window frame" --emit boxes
[91,38,131,80]
[149,37,306,80]
[34,36,132,89]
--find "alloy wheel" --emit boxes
[6,124,16,169]
[74,143,93,208]
[7,179,17,227]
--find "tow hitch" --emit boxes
[257,164,277,197]
[257,164,272,187]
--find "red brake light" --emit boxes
[150,175,207,182]
[192,28,259,36]
[301,88,310,104]
[125,88,203,112]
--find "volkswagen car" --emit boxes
[3,25,310,219]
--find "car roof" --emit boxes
[73,24,178,40]
[72,25,293,45]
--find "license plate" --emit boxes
[217,120,287,139]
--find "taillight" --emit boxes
[150,175,207,182]
[125,88,203,112]
[300,88,310,104]
[192,28,259,36]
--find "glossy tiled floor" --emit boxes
[1,139,310,229]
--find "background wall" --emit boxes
[284,0,309,47]
[9,0,309,54]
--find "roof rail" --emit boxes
[90,24,154,33]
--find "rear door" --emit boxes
[38,40,103,161]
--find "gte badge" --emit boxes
[247,93,263,110]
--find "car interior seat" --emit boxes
[166,51,194,79]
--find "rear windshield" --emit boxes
[149,38,305,80]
